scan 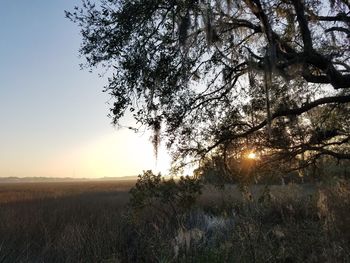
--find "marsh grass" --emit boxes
[0,181,134,204]
[0,180,349,262]
[0,181,132,263]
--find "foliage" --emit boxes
[126,180,350,262]
[195,148,350,184]
[67,0,350,171]
[126,171,203,261]
[129,170,202,217]
[194,154,234,186]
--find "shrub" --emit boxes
[129,170,202,217]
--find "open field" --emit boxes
[0,180,135,204]
[0,179,349,262]
[0,180,315,204]
[0,180,136,263]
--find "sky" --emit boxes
[0,1,170,178]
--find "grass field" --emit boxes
[0,180,134,263]
[0,180,134,204]
[0,179,349,262]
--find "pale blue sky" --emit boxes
[0,1,170,177]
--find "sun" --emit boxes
[247,152,257,160]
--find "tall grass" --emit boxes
[0,188,129,263]
[0,180,349,262]
[119,180,350,262]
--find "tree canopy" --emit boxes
[66,0,350,173]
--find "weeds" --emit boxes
[0,177,349,262]
[122,176,350,262]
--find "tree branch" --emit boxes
[203,94,350,154]
[325,26,350,36]
[305,146,350,159]
[307,13,350,23]
[306,52,350,89]
[292,0,313,51]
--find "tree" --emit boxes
[66,0,350,172]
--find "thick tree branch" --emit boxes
[305,146,350,159]
[308,13,350,23]
[325,26,350,36]
[302,72,330,84]
[306,52,350,89]
[292,0,313,51]
[203,94,350,154]
[244,0,274,44]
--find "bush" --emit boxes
[129,170,202,215]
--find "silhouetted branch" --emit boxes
[203,94,350,155]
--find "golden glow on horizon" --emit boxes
[40,130,171,178]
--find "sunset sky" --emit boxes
[0,1,170,178]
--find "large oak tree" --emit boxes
[67,0,350,172]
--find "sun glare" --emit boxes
[247,152,257,160]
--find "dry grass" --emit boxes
[122,181,350,262]
[198,184,316,206]
[0,180,135,204]
[0,180,134,263]
[0,179,349,262]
